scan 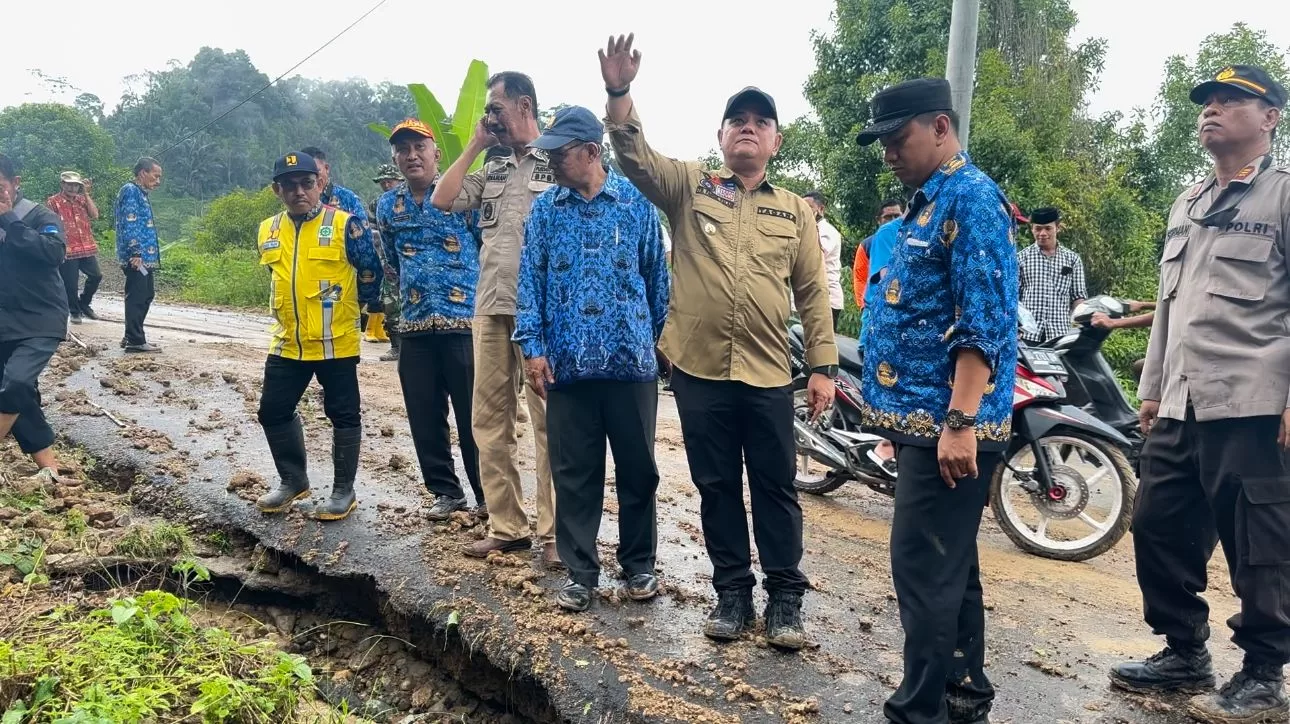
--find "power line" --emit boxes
[154,0,390,159]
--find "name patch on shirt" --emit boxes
[261,239,281,251]
[1165,224,1190,241]
[1221,220,1278,238]
[531,163,556,185]
[756,206,797,223]
[696,177,737,207]
[486,172,509,182]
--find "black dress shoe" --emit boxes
[626,573,659,601]
[556,579,592,612]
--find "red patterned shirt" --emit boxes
[46,192,98,259]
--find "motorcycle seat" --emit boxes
[836,335,863,373]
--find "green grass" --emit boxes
[114,522,195,560]
[0,590,317,723]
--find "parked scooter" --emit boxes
[1039,295,1146,472]
[788,313,1137,562]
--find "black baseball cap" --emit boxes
[723,87,778,122]
[1190,65,1287,108]
[273,152,320,181]
[530,106,604,150]
[857,78,955,146]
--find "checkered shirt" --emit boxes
[1018,244,1086,343]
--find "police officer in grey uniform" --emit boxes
[1110,65,1290,724]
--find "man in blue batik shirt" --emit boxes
[376,120,486,522]
[115,157,163,353]
[857,78,1019,724]
[513,106,669,613]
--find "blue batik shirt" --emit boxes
[860,152,1019,450]
[376,183,480,333]
[514,170,670,389]
[322,183,368,225]
[114,182,160,268]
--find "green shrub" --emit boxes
[178,248,266,309]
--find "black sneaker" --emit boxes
[1110,645,1216,695]
[425,495,467,521]
[765,590,807,651]
[1187,665,1287,724]
[124,343,162,354]
[703,588,754,641]
[556,580,592,612]
[70,313,83,325]
[626,573,660,601]
[81,305,100,320]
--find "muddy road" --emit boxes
[40,295,1250,723]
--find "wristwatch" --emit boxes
[945,409,977,430]
[811,365,838,379]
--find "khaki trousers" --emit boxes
[471,314,554,542]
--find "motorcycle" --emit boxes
[1039,295,1146,473]
[787,315,1137,563]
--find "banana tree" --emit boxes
[368,59,490,172]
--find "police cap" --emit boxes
[1190,65,1287,109]
[273,152,319,181]
[857,78,954,146]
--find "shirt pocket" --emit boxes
[1159,235,1188,298]
[753,214,799,279]
[307,246,350,282]
[1206,234,1272,302]
[689,197,734,262]
[478,182,506,229]
[259,248,287,310]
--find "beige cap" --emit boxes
[60,171,85,185]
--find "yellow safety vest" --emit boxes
[257,208,362,361]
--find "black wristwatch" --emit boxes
[811,365,838,379]
[945,409,977,430]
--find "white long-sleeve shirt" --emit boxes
[817,217,844,310]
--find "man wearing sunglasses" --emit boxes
[1112,65,1290,724]
[252,152,382,522]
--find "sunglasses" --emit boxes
[1185,155,1270,228]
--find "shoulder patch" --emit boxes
[40,224,60,235]
[756,207,797,223]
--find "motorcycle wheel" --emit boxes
[988,430,1136,562]
[792,388,849,495]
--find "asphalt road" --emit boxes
[43,295,1253,723]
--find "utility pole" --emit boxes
[945,0,982,149]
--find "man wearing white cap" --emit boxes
[46,171,103,324]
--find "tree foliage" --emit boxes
[0,103,123,207]
[368,61,490,173]
[190,186,282,253]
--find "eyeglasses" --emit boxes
[278,177,317,192]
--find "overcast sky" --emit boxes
[7,0,1290,162]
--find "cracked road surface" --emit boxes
[43,294,1254,723]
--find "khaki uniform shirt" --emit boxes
[449,148,556,316]
[607,106,838,388]
[1141,156,1290,421]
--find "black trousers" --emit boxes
[61,257,102,312]
[671,369,807,593]
[257,355,361,430]
[0,337,60,454]
[547,381,660,588]
[122,266,156,346]
[1134,411,1290,667]
[885,444,998,724]
[397,333,481,504]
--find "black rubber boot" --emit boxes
[1109,642,1216,695]
[765,590,807,651]
[703,588,754,642]
[301,426,359,521]
[256,416,310,513]
[1187,663,1288,724]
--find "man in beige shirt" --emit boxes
[1110,64,1290,724]
[600,34,836,651]
[431,71,560,569]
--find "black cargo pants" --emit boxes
[1133,409,1290,667]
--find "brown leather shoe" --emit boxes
[541,542,565,570]
[460,536,531,558]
